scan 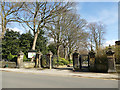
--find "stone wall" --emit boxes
[94,64,120,73]
[116,64,120,73]
[23,62,35,68]
[0,61,35,68]
[95,64,108,72]
[0,61,16,68]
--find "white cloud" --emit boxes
[87,8,118,25]
[9,27,24,34]
[76,4,83,12]
[103,39,117,46]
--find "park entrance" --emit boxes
[73,51,90,71]
[79,54,89,71]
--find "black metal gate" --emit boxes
[41,55,59,68]
[79,54,89,70]
[52,55,59,68]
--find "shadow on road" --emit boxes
[54,66,91,73]
[53,66,109,74]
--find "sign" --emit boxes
[28,52,36,58]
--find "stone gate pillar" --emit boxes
[73,50,79,70]
[89,50,95,71]
[115,41,120,64]
[35,51,42,68]
[47,51,53,69]
[79,55,82,69]
[16,51,24,68]
[106,45,116,73]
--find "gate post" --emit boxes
[88,55,90,68]
[73,50,79,71]
[88,50,95,71]
[106,45,116,73]
[35,51,42,68]
[16,51,24,68]
[47,51,53,69]
[79,55,82,69]
[115,41,120,63]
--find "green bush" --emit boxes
[12,56,17,62]
[69,59,73,64]
[95,54,108,65]
[41,56,69,67]
[7,53,29,62]
[41,56,47,67]
[59,57,69,65]
[7,53,13,61]
[115,45,120,64]
[53,57,69,65]
[23,55,28,61]
[7,53,17,61]
[95,51,108,72]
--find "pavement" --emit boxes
[0,67,119,80]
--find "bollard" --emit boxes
[73,50,79,71]
[106,45,116,73]
[47,51,53,69]
[16,51,24,68]
[88,49,96,71]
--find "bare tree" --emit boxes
[47,14,65,57]
[87,22,105,54]
[62,13,87,61]
[16,2,74,50]
[0,2,24,39]
[48,12,88,62]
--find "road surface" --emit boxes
[1,71,118,88]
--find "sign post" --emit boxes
[28,50,37,59]
[28,50,37,63]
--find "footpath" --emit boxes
[0,67,119,80]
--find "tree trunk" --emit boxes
[63,45,66,58]
[63,47,67,60]
[65,48,68,59]
[31,31,39,62]
[32,31,39,50]
[68,47,72,64]
[56,45,60,57]
[56,45,60,67]
[68,53,71,64]
[95,42,99,54]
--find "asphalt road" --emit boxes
[1,71,118,88]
